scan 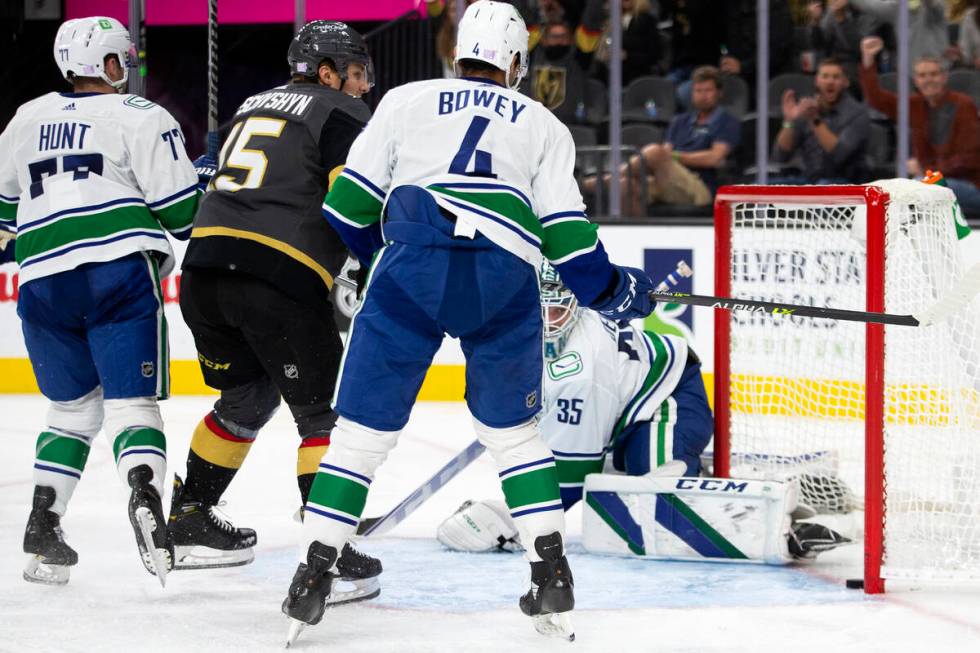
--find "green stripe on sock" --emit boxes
[112,427,166,461]
[308,471,369,518]
[556,457,605,486]
[661,493,748,559]
[36,432,91,471]
[501,465,561,509]
[585,492,646,555]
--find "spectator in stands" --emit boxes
[952,0,980,69]
[662,0,725,85]
[772,57,871,183]
[521,21,594,123]
[585,66,740,214]
[808,1,883,85]
[861,36,980,211]
[849,0,950,65]
[593,0,664,85]
[722,0,796,91]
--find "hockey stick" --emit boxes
[648,262,980,327]
[355,264,697,537]
[206,0,219,160]
[357,438,487,537]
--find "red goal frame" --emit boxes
[712,185,888,593]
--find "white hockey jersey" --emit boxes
[540,312,689,504]
[324,77,600,270]
[0,92,199,284]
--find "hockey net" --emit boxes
[712,180,980,592]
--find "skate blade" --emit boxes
[135,507,171,587]
[285,618,306,648]
[23,556,70,586]
[174,544,255,570]
[324,577,380,607]
[533,612,575,642]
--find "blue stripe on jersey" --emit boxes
[20,230,168,268]
[0,192,18,202]
[541,210,587,225]
[147,183,198,208]
[552,449,604,459]
[19,197,144,232]
[436,182,533,210]
[343,168,385,199]
[443,198,541,248]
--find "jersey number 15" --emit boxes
[212,117,286,192]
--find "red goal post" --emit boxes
[711,182,980,594]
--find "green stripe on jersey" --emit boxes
[36,432,91,472]
[16,205,161,264]
[501,465,561,509]
[308,471,369,518]
[0,200,15,221]
[556,457,605,486]
[325,175,383,226]
[112,427,166,462]
[151,191,200,232]
[427,185,544,241]
[542,219,599,262]
[611,332,670,446]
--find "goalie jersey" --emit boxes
[541,312,689,508]
[0,92,199,284]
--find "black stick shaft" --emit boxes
[648,291,920,327]
[207,0,219,159]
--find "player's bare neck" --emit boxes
[72,78,116,95]
[460,70,507,86]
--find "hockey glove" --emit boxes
[192,154,217,191]
[591,266,657,325]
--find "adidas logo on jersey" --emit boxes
[62,103,76,111]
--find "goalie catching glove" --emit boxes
[436,499,521,553]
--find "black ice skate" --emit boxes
[127,465,174,586]
[168,475,256,570]
[325,542,383,606]
[519,532,575,641]
[23,486,78,586]
[282,541,338,648]
[788,522,853,560]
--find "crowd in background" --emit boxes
[427,0,980,216]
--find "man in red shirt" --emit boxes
[860,36,980,212]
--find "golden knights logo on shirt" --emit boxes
[532,66,567,111]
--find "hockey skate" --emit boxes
[324,542,383,606]
[168,475,256,569]
[519,532,575,641]
[23,486,78,586]
[282,541,338,648]
[788,522,853,560]
[127,465,174,586]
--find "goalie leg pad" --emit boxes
[437,499,520,552]
[582,474,798,564]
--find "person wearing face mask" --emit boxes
[593,0,664,85]
[860,35,980,211]
[521,21,593,124]
[772,57,871,184]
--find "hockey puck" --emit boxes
[845,579,864,590]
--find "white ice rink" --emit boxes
[1,395,979,652]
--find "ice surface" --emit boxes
[1,396,978,652]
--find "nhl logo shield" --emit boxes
[525,390,537,408]
[532,66,567,110]
[141,361,155,378]
[284,364,299,380]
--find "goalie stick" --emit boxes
[648,262,980,327]
[355,263,696,537]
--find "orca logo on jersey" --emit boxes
[531,66,567,110]
[438,89,528,123]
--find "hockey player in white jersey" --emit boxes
[0,17,200,586]
[438,264,852,564]
[283,0,659,644]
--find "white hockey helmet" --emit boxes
[454,0,529,90]
[54,17,135,91]
[540,261,581,360]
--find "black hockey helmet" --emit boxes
[288,20,374,89]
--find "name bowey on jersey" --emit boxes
[0,93,200,283]
[542,312,688,507]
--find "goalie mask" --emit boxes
[289,21,375,92]
[54,17,136,92]
[540,262,580,360]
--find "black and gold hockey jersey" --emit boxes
[184,81,370,307]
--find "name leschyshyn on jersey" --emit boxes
[0,92,200,284]
[322,77,606,284]
[235,90,315,118]
[541,311,689,506]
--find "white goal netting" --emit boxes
[720,180,980,583]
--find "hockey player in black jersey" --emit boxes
[169,21,381,604]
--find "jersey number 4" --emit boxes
[212,117,287,192]
[449,116,496,178]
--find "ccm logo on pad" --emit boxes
[675,479,749,492]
